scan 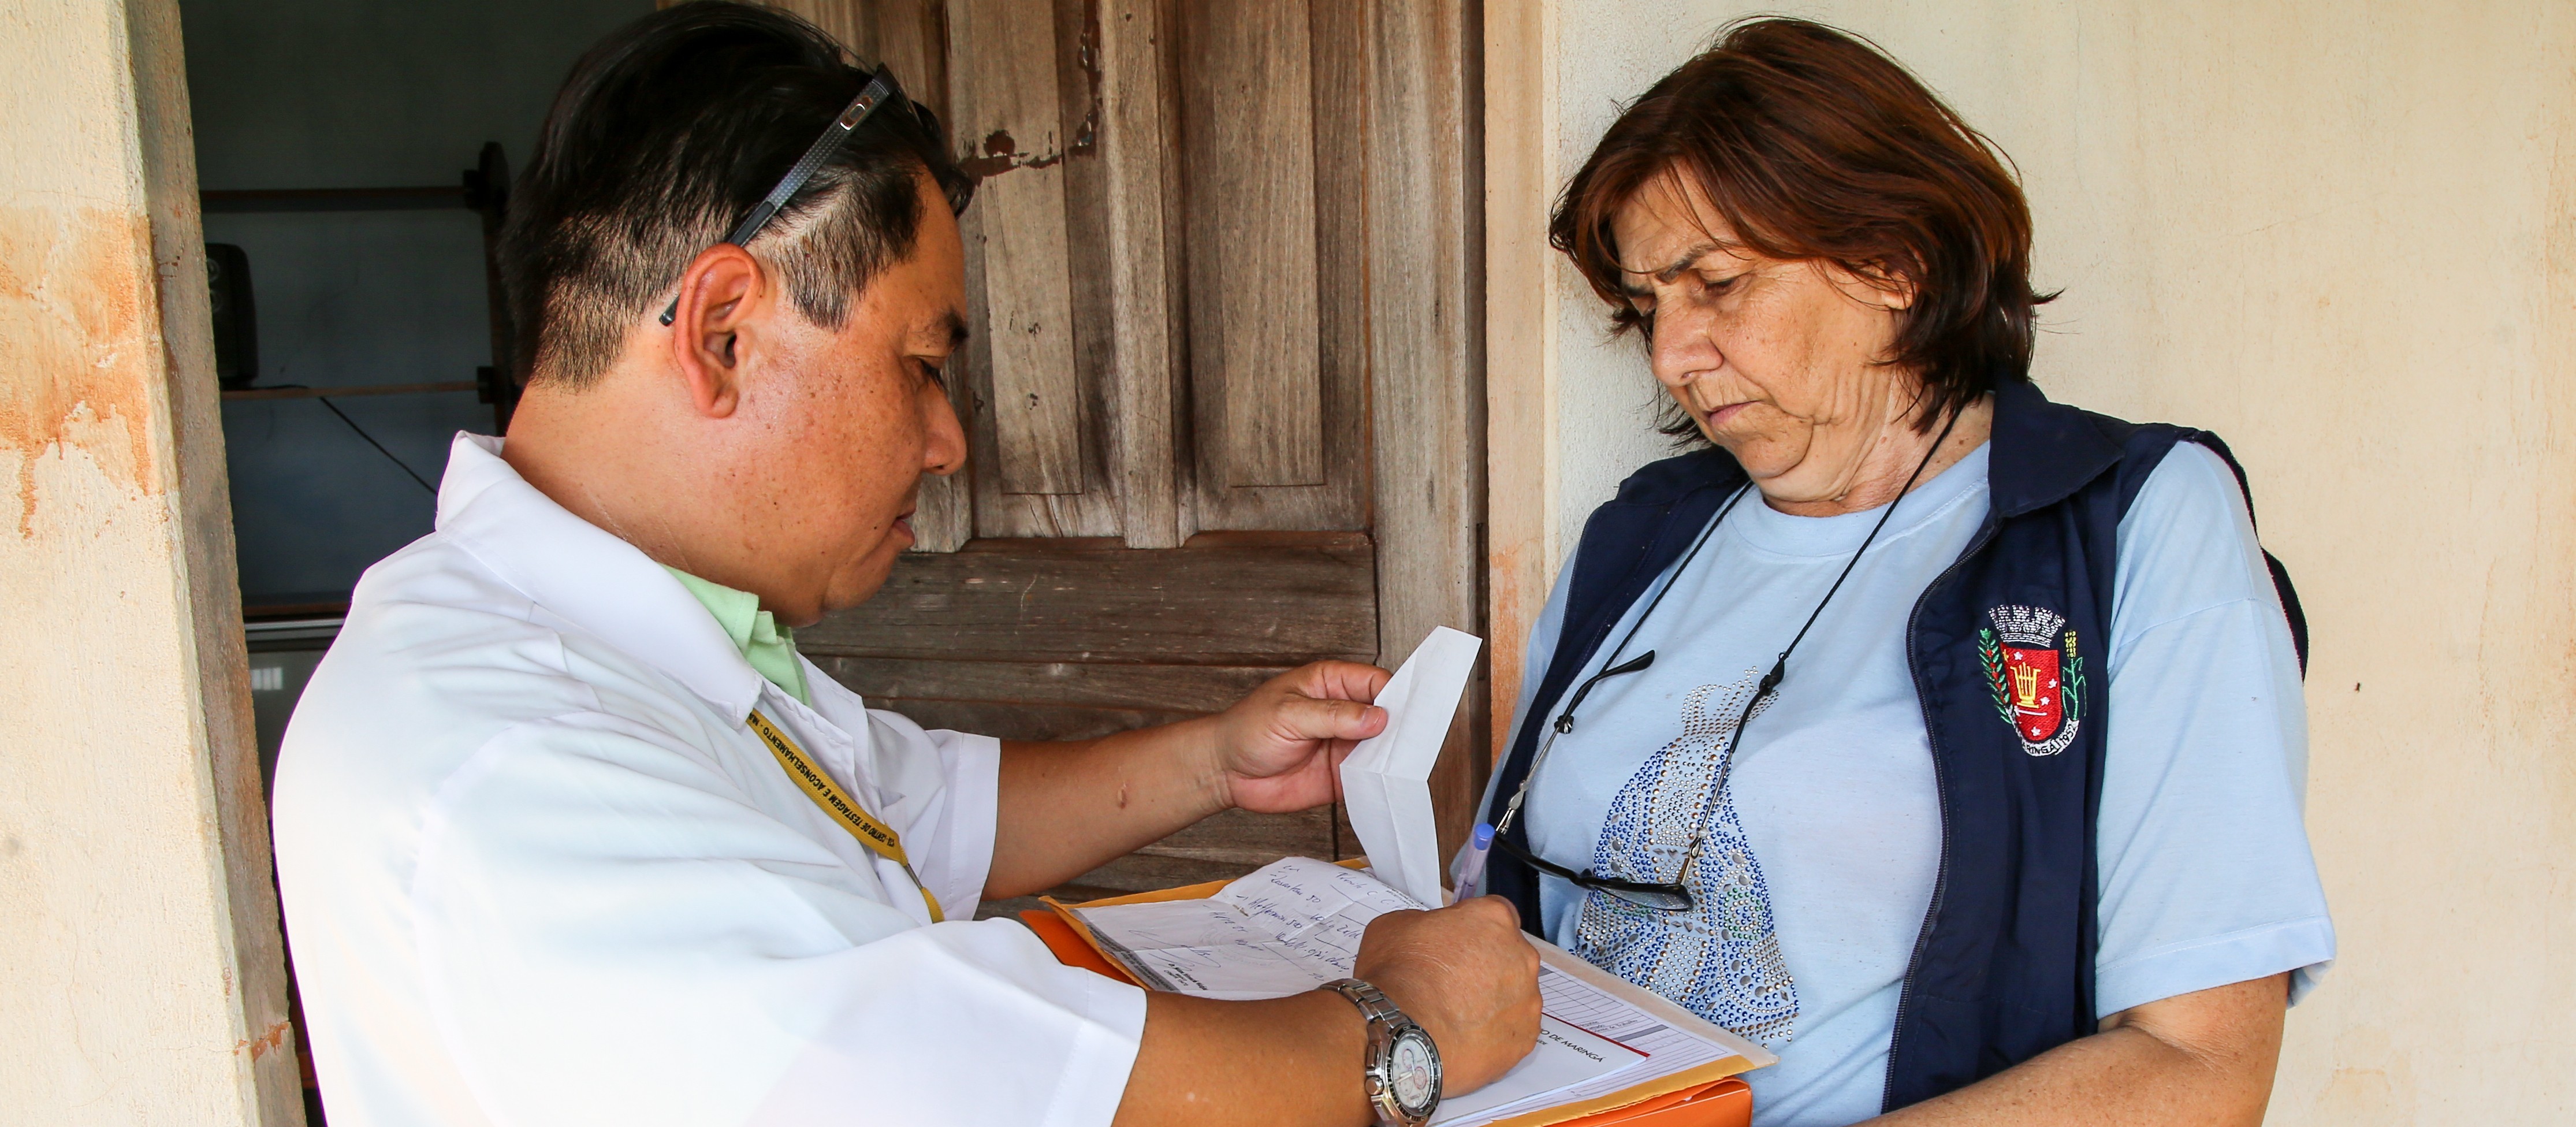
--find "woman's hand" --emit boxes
[1208,661,1392,814]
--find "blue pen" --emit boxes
[1449,822,1497,905]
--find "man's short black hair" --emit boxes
[501,2,972,388]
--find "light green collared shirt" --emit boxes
[663,567,811,706]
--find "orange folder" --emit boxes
[1018,907,1752,1127]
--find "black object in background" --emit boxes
[206,242,257,388]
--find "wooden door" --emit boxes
[773,0,1483,914]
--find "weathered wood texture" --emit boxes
[1178,0,1370,531]
[948,0,1199,543]
[800,532,1378,663]
[814,657,1282,741]
[789,0,1485,907]
[808,534,1375,913]
[950,0,1088,496]
[1367,0,1489,862]
[978,805,1343,918]
[854,0,1376,544]
[1181,0,1322,488]
[146,0,306,1113]
[1481,0,1547,764]
[819,656,1286,710]
[1098,0,1186,548]
[777,0,950,118]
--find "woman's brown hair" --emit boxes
[1551,17,2049,438]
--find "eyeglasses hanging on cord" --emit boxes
[1482,404,1968,912]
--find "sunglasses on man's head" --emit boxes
[660,64,914,327]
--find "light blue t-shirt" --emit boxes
[1480,442,2333,1126]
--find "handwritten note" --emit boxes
[1064,858,1771,1126]
[1071,857,1420,999]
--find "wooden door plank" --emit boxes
[1069,806,1340,890]
[869,0,951,121]
[1179,0,1368,534]
[980,805,1342,917]
[851,697,1203,742]
[1366,0,1489,864]
[1182,0,1324,489]
[1306,0,1371,496]
[955,0,1137,540]
[1097,0,1184,548]
[819,656,1285,712]
[950,0,1086,496]
[1482,0,1550,751]
[776,0,948,120]
[798,533,1378,663]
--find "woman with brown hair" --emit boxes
[1469,19,2333,1125]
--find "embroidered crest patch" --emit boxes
[1979,604,2084,756]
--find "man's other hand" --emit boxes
[1209,661,1391,814]
[1356,895,1543,1096]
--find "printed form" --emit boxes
[1069,857,1772,1127]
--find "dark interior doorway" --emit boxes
[180,3,650,1119]
[185,0,646,621]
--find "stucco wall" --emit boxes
[0,0,297,1121]
[1492,1,2576,1122]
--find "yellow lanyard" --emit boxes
[747,710,945,923]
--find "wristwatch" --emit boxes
[1324,978,1443,1126]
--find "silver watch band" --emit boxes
[1324,977,1438,1127]
[1326,978,1403,1024]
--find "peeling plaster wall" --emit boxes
[1516,2,2576,1121]
[0,0,297,1122]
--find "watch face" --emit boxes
[1388,1029,1440,1112]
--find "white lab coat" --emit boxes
[272,434,1145,1127]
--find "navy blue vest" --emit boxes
[1480,379,2306,1112]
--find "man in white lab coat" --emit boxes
[269,6,1538,1126]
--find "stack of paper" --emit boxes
[1339,626,1484,906]
[1066,858,1774,1127]
[1072,857,1422,999]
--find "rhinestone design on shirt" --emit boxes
[1574,672,1799,1049]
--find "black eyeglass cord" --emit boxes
[1689,403,1967,831]
[1490,483,1749,839]
[1497,403,1969,906]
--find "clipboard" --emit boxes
[1021,865,1756,1127]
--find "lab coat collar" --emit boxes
[434,433,768,721]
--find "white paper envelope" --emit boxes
[1339,626,1483,907]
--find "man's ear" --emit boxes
[667,244,766,419]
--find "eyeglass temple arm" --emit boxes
[1492,834,1688,897]
[1554,650,1656,733]
[1491,649,1658,837]
[658,68,900,328]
